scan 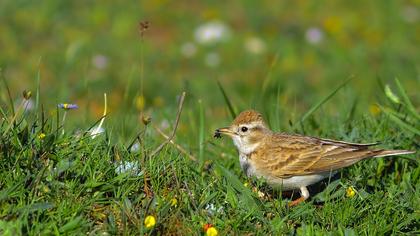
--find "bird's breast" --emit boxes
[239,153,256,177]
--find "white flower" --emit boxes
[159,119,170,130]
[180,42,197,58]
[305,27,324,45]
[204,52,220,68]
[130,142,141,153]
[244,37,266,54]
[23,99,35,112]
[92,54,108,70]
[204,203,224,215]
[115,161,141,176]
[401,6,419,23]
[194,21,231,45]
[89,126,105,139]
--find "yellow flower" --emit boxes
[257,190,266,199]
[144,215,156,228]
[369,104,381,116]
[206,226,218,236]
[323,16,343,34]
[135,95,145,111]
[38,133,46,139]
[170,198,178,207]
[243,182,249,187]
[346,186,356,198]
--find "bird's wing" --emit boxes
[252,134,382,177]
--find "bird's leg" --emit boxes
[281,190,293,197]
[288,186,309,207]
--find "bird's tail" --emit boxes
[374,149,415,158]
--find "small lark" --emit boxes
[215,110,415,206]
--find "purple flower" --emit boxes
[305,27,324,45]
[58,103,78,110]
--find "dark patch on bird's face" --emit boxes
[242,125,265,140]
[214,130,222,138]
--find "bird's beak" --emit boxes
[214,127,235,138]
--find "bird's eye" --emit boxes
[241,126,248,132]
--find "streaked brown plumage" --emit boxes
[216,109,415,206]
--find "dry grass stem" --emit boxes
[149,91,186,158]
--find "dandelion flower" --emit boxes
[206,226,218,236]
[38,133,46,139]
[346,186,356,198]
[144,215,156,228]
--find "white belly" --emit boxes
[239,154,334,191]
[265,174,331,191]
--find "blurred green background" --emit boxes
[0,0,419,136]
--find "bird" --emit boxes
[214,109,415,206]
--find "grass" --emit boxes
[0,1,419,234]
[0,77,418,235]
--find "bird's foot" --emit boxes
[287,196,307,207]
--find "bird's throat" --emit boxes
[232,136,260,155]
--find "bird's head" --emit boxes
[215,110,270,154]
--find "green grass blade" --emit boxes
[198,99,205,165]
[379,105,420,135]
[59,216,83,233]
[1,74,15,116]
[262,51,279,93]
[296,77,352,127]
[217,80,236,119]
[216,164,262,216]
[395,78,420,121]
[35,68,41,112]
[35,57,42,113]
